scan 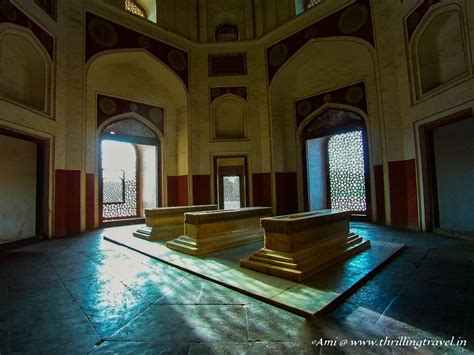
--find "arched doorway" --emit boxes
[301,108,370,218]
[99,117,161,225]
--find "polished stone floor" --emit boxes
[0,223,473,354]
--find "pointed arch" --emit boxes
[0,25,52,113]
[210,94,248,141]
[297,104,371,217]
[409,2,471,99]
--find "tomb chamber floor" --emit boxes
[0,222,473,353]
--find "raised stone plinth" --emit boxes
[166,207,273,255]
[133,205,217,240]
[240,209,370,281]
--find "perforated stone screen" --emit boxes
[125,0,146,18]
[223,176,241,210]
[328,130,367,213]
[101,141,138,220]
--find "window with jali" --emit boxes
[216,25,238,42]
[223,176,241,209]
[125,0,146,18]
[306,0,324,10]
[101,140,138,220]
[328,130,366,213]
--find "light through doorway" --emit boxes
[99,118,160,225]
[214,156,248,210]
[303,109,369,217]
[223,175,241,209]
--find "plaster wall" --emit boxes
[0,0,472,235]
[0,135,37,244]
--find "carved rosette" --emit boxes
[88,18,118,47]
[338,3,369,35]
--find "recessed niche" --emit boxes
[415,8,468,96]
[0,30,50,112]
[211,95,247,140]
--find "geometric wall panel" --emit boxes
[86,12,188,88]
[97,94,164,136]
[0,0,54,58]
[295,82,367,128]
[267,0,374,83]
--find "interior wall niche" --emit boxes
[0,29,50,112]
[214,12,238,42]
[414,7,468,96]
[211,95,247,141]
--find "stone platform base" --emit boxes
[104,224,406,318]
[166,228,263,256]
[241,233,370,282]
[166,207,272,256]
[133,225,181,241]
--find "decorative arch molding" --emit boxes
[96,111,165,219]
[96,93,165,137]
[294,82,367,129]
[0,1,54,58]
[266,0,374,83]
[214,12,238,29]
[296,102,370,147]
[408,2,471,99]
[97,111,164,143]
[214,12,239,42]
[0,25,52,113]
[406,0,442,40]
[210,94,248,141]
[210,86,247,103]
[300,108,365,140]
[85,12,188,88]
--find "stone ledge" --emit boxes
[184,207,272,225]
[145,204,217,218]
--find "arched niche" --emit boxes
[298,107,371,216]
[211,94,248,141]
[98,115,162,224]
[270,39,379,172]
[86,50,189,216]
[214,12,238,41]
[412,4,469,96]
[0,27,51,113]
[269,38,381,218]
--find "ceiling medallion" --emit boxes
[269,43,288,67]
[149,107,163,122]
[297,100,312,117]
[137,35,151,49]
[345,86,364,105]
[167,49,187,72]
[88,18,118,48]
[99,97,117,115]
[338,4,369,35]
